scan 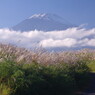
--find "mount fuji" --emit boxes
[11,13,75,32]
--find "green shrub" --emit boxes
[0,59,90,95]
[74,61,90,89]
[0,84,11,95]
[87,60,95,72]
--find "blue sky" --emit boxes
[0,0,95,28]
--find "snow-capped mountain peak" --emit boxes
[12,13,75,32]
[28,13,69,23]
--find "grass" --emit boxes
[0,84,11,95]
[0,60,90,95]
[0,44,94,95]
[87,61,95,72]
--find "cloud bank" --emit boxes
[0,27,95,50]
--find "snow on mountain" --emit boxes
[11,13,75,32]
[29,13,47,19]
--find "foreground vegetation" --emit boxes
[0,44,95,95]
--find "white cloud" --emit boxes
[0,27,95,49]
[87,39,95,46]
[39,38,77,47]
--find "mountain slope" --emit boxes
[12,13,75,32]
